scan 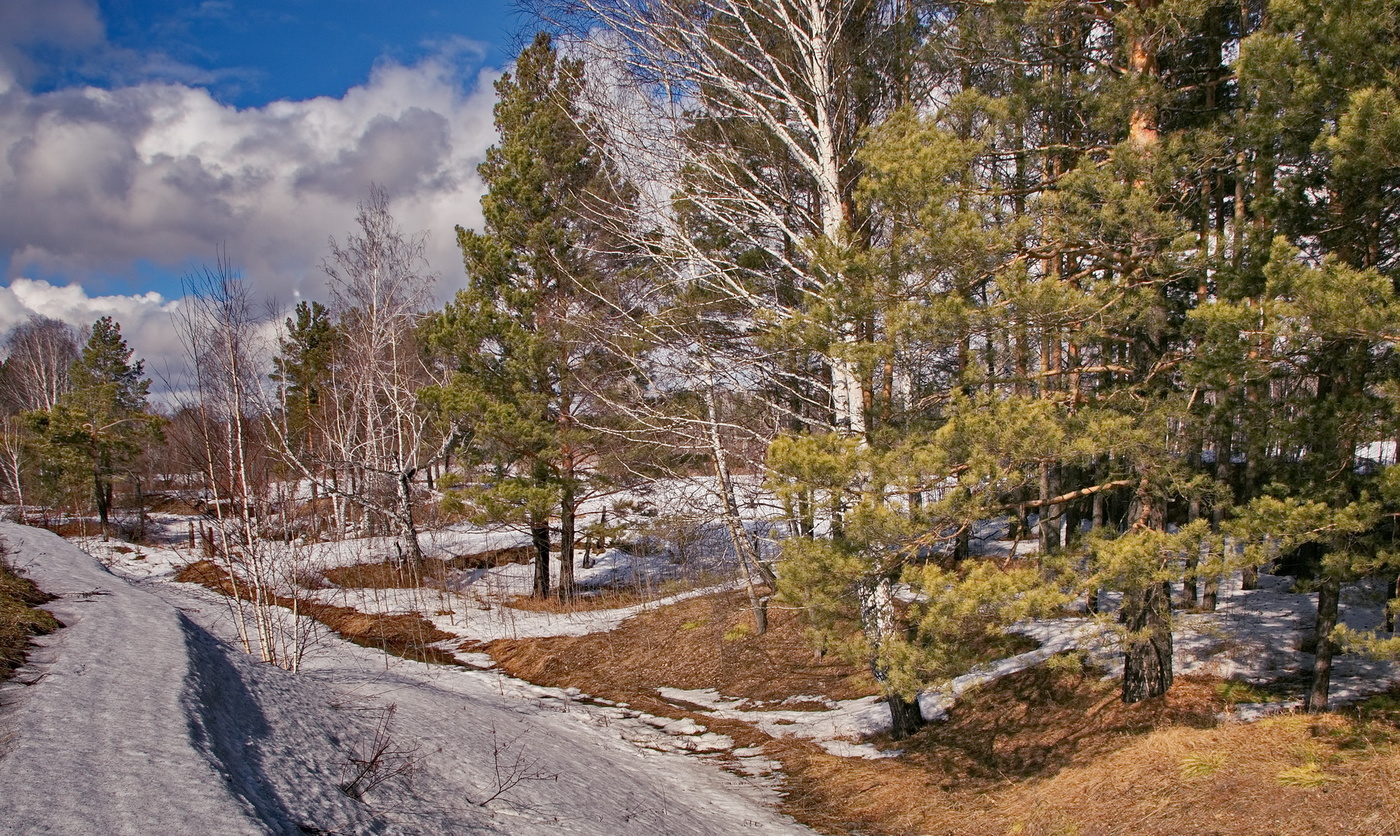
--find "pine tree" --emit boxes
[431,32,638,599]
[33,317,157,530]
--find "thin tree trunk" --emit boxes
[396,468,425,573]
[1038,462,1059,554]
[1387,573,1399,633]
[558,479,576,602]
[704,376,772,632]
[1306,576,1340,713]
[531,510,551,599]
[1184,497,1200,608]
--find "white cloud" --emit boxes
[0,50,499,305]
[0,6,506,400]
[0,277,180,381]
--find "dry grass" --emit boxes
[486,589,879,710]
[322,546,535,590]
[175,559,459,665]
[323,559,455,590]
[502,586,661,613]
[0,552,60,681]
[481,588,1400,836]
[501,570,731,613]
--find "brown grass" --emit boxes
[481,588,1400,836]
[501,569,738,614]
[486,589,879,710]
[175,559,459,665]
[502,587,657,613]
[0,554,60,681]
[322,546,535,590]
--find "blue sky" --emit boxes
[33,1,521,108]
[0,0,521,373]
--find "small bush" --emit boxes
[723,623,753,642]
[1216,679,1271,705]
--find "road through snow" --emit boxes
[0,523,813,835]
[0,523,270,835]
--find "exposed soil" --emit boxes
[321,546,535,589]
[485,589,879,709]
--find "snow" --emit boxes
[10,500,1400,832]
[0,524,275,835]
[0,522,814,835]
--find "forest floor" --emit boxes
[7,508,1400,834]
[483,586,1400,835]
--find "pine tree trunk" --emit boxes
[1306,576,1340,713]
[531,512,550,599]
[1202,575,1219,612]
[1387,573,1399,633]
[1038,462,1059,554]
[1121,581,1174,703]
[1184,497,1200,608]
[887,695,924,741]
[558,481,576,602]
[94,470,111,529]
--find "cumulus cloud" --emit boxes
[0,2,505,393]
[0,53,498,302]
[0,277,181,384]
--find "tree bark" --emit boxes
[860,575,925,738]
[395,468,425,573]
[1387,573,1399,633]
[1202,574,1219,612]
[1038,462,1060,554]
[558,479,576,601]
[1121,581,1174,703]
[886,695,925,741]
[1306,576,1340,713]
[1183,498,1200,608]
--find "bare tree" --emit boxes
[173,259,318,671]
[0,315,80,413]
[544,0,927,733]
[0,414,27,513]
[280,186,457,571]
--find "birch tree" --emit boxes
[301,185,455,571]
[0,316,79,413]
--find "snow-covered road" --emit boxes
[0,523,813,835]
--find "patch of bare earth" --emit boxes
[501,572,732,614]
[322,546,534,589]
[486,589,877,709]
[176,559,459,665]
[481,589,1400,836]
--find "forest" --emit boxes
[5,0,1400,769]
